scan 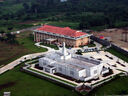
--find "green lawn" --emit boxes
[17,33,48,53]
[40,43,59,50]
[29,68,77,86]
[89,76,128,96]
[79,43,96,48]
[0,30,47,66]
[106,48,128,63]
[87,43,96,47]
[0,64,78,96]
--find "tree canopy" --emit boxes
[0,0,128,29]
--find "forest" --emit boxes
[0,0,128,30]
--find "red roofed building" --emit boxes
[34,25,90,47]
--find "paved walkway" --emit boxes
[0,42,58,75]
[0,52,49,74]
[35,42,55,52]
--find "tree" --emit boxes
[23,3,30,12]
[0,30,5,37]
[8,27,13,31]
[6,33,16,44]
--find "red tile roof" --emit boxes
[36,25,87,38]
[99,36,104,39]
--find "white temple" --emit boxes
[39,42,109,81]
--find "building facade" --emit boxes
[38,42,109,81]
[34,25,90,47]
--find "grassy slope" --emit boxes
[89,77,128,96]
[17,36,47,53]
[0,64,78,96]
[40,43,59,50]
[17,30,48,53]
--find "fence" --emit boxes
[90,36,128,56]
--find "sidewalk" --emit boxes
[0,42,58,75]
[0,52,48,74]
[35,42,55,52]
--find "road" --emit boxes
[0,52,49,74]
[0,41,58,75]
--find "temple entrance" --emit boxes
[43,38,57,44]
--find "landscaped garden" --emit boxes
[40,42,59,50]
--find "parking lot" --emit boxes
[83,51,128,72]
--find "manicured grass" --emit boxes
[40,43,59,50]
[29,68,77,86]
[89,76,128,96]
[79,43,96,48]
[17,37,47,52]
[106,48,128,63]
[0,64,78,96]
[17,32,48,53]
[87,43,96,47]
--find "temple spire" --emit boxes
[62,42,68,56]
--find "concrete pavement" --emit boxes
[35,42,55,52]
[0,52,49,74]
[0,42,58,75]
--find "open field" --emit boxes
[92,28,128,50]
[0,64,78,96]
[0,30,47,66]
[16,31,48,52]
[0,42,29,66]
[0,20,34,33]
[33,21,79,29]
